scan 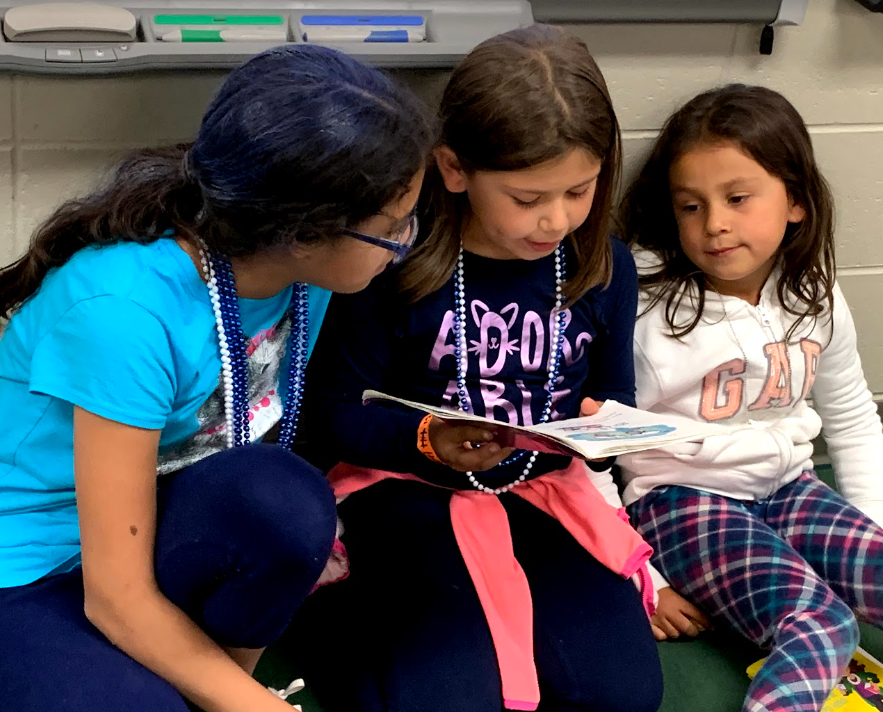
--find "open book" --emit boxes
[748,647,883,710]
[362,390,731,460]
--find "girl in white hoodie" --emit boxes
[618,84,883,712]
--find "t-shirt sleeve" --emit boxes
[300,279,427,474]
[29,296,176,430]
[583,239,639,407]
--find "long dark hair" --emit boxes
[399,24,621,306]
[0,45,432,319]
[619,84,835,340]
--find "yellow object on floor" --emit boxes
[747,647,883,710]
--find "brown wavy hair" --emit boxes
[398,24,621,306]
[619,84,835,340]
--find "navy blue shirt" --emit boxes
[302,237,638,488]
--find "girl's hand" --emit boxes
[579,398,608,464]
[74,408,293,712]
[428,418,515,472]
[579,397,603,417]
[650,587,712,641]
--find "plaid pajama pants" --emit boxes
[629,472,883,712]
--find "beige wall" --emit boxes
[1,0,881,388]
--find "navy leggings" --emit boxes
[0,444,337,712]
[293,479,663,712]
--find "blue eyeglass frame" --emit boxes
[342,210,419,265]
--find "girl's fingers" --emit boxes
[682,602,713,630]
[452,446,514,473]
[579,398,601,417]
[658,616,681,639]
[451,425,498,445]
[672,614,700,638]
[651,624,668,641]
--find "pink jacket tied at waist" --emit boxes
[328,460,655,712]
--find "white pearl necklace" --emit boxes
[455,246,566,495]
[196,238,309,451]
[197,240,238,449]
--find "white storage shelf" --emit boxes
[0,0,809,74]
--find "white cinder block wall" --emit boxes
[0,0,881,388]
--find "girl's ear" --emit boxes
[434,146,468,193]
[787,196,806,224]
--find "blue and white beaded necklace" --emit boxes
[197,239,309,450]
[453,245,567,495]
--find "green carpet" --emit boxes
[255,464,877,711]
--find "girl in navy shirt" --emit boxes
[301,25,662,712]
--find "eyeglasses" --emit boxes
[342,210,419,265]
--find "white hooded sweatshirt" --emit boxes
[618,270,883,535]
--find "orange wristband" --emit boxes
[417,414,443,464]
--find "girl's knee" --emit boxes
[780,596,860,663]
[545,642,662,712]
[205,445,337,565]
[252,446,336,562]
[830,604,860,658]
[549,681,662,712]
[574,662,662,712]
[599,684,663,712]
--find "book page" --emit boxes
[361,390,575,455]
[361,390,731,459]
[530,401,731,457]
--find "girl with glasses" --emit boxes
[0,45,431,712]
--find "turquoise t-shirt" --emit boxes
[0,239,330,587]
